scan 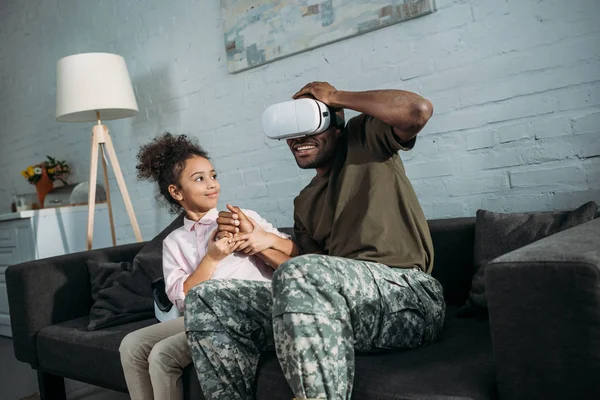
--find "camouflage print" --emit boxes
[184,279,274,400]
[272,255,445,400]
[184,255,445,400]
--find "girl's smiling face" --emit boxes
[169,155,220,213]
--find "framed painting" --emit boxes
[221,0,436,73]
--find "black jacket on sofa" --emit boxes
[7,217,600,400]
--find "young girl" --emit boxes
[119,133,292,400]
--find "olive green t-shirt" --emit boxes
[293,113,434,273]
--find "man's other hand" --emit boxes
[216,204,253,239]
[293,81,341,108]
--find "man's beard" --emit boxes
[294,145,336,169]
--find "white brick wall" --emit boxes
[0,0,599,244]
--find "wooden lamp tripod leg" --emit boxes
[99,144,117,246]
[86,127,100,251]
[87,122,143,250]
[103,129,143,243]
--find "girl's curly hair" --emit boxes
[136,133,209,214]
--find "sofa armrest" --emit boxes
[6,242,146,367]
[486,218,600,400]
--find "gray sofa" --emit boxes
[6,216,600,400]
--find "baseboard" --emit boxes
[0,323,12,337]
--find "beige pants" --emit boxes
[119,317,191,400]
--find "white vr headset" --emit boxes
[262,98,344,140]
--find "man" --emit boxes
[184,82,445,400]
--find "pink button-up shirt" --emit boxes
[162,208,289,311]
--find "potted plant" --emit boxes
[21,156,70,207]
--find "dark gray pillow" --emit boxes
[460,201,598,317]
[87,213,185,330]
[86,260,132,302]
[132,213,186,283]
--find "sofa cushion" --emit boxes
[462,201,598,317]
[37,311,494,400]
[254,306,496,400]
[37,317,157,391]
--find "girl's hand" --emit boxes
[233,217,276,256]
[206,230,240,262]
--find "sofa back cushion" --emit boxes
[280,222,475,306]
[462,201,598,316]
[133,213,185,282]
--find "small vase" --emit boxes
[36,169,54,208]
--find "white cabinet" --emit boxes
[0,204,113,337]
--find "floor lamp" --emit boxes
[56,52,143,250]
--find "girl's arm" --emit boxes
[268,234,300,257]
[182,256,219,295]
[166,230,241,306]
[255,248,292,270]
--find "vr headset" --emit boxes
[262,98,345,140]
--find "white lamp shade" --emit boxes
[56,53,139,122]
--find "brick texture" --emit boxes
[0,0,599,243]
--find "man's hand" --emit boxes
[233,218,276,256]
[216,204,253,240]
[293,81,341,107]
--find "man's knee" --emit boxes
[185,280,245,332]
[276,254,324,278]
[273,255,330,296]
[184,279,228,312]
[272,255,345,317]
[186,279,227,299]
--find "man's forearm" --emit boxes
[331,90,433,141]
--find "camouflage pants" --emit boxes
[184,255,445,400]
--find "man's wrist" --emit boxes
[329,90,348,109]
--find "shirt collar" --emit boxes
[183,208,218,231]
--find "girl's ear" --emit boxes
[169,184,183,201]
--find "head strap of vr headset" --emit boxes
[327,105,345,130]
